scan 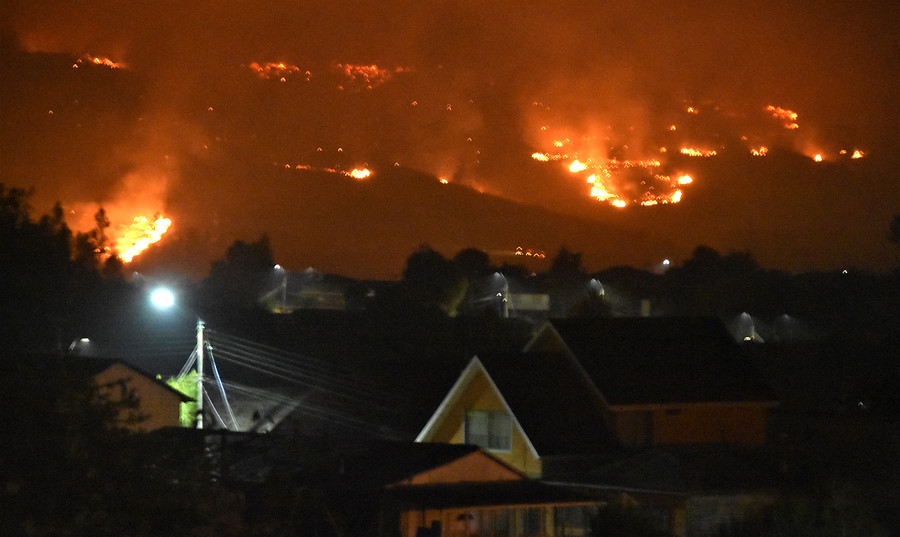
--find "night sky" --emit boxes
[2,1,898,279]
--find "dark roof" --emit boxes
[385,479,607,509]
[189,432,499,488]
[582,445,782,494]
[478,352,620,456]
[78,357,194,402]
[543,318,777,405]
[0,354,192,402]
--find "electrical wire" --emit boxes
[206,342,238,430]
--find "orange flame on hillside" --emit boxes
[766,105,800,129]
[680,147,717,157]
[73,55,124,69]
[347,168,371,180]
[115,216,172,262]
[248,61,309,82]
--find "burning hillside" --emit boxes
[1,1,897,275]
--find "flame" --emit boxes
[523,95,872,210]
[73,55,124,69]
[347,168,371,180]
[115,216,172,262]
[766,105,800,129]
[248,61,309,81]
[515,246,546,258]
[569,160,587,172]
[680,147,718,157]
[334,63,411,90]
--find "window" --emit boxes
[553,506,598,537]
[465,410,512,451]
[516,508,543,537]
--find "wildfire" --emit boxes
[280,162,373,180]
[680,147,718,157]
[115,215,172,263]
[347,168,371,180]
[334,63,411,90]
[515,246,546,258]
[766,105,800,129]
[73,55,124,69]
[248,61,309,82]
[569,160,587,172]
[523,94,869,209]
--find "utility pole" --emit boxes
[502,280,509,319]
[196,319,204,429]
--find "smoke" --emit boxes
[2,0,897,273]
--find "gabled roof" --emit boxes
[477,352,620,456]
[417,354,619,457]
[187,432,524,489]
[415,356,539,459]
[582,445,782,494]
[82,358,193,402]
[527,318,777,406]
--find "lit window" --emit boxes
[465,410,512,451]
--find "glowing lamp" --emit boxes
[150,287,176,309]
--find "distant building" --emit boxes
[260,268,351,313]
[87,359,192,432]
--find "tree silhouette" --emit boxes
[200,235,276,314]
[401,244,467,316]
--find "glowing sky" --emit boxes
[2,1,898,278]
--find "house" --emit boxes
[86,358,191,431]
[191,431,608,537]
[415,317,780,536]
[524,318,778,448]
[415,354,619,479]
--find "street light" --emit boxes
[150,287,175,309]
[492,272,509,318]
[150,286,205,429]
[274,264,287,312]
[67,337,91,355]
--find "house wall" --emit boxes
[400,503,599,537]
[612,404,770,447]
[684,494,774,537]
[426,372,543,477]
[93,364,183,432]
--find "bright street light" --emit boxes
[149,286,206,429]
[150,287,176,309]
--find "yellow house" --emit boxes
[415,354,617,479]
[415,357,543,477]
[89,359,191,432]
[414,318,780,536]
